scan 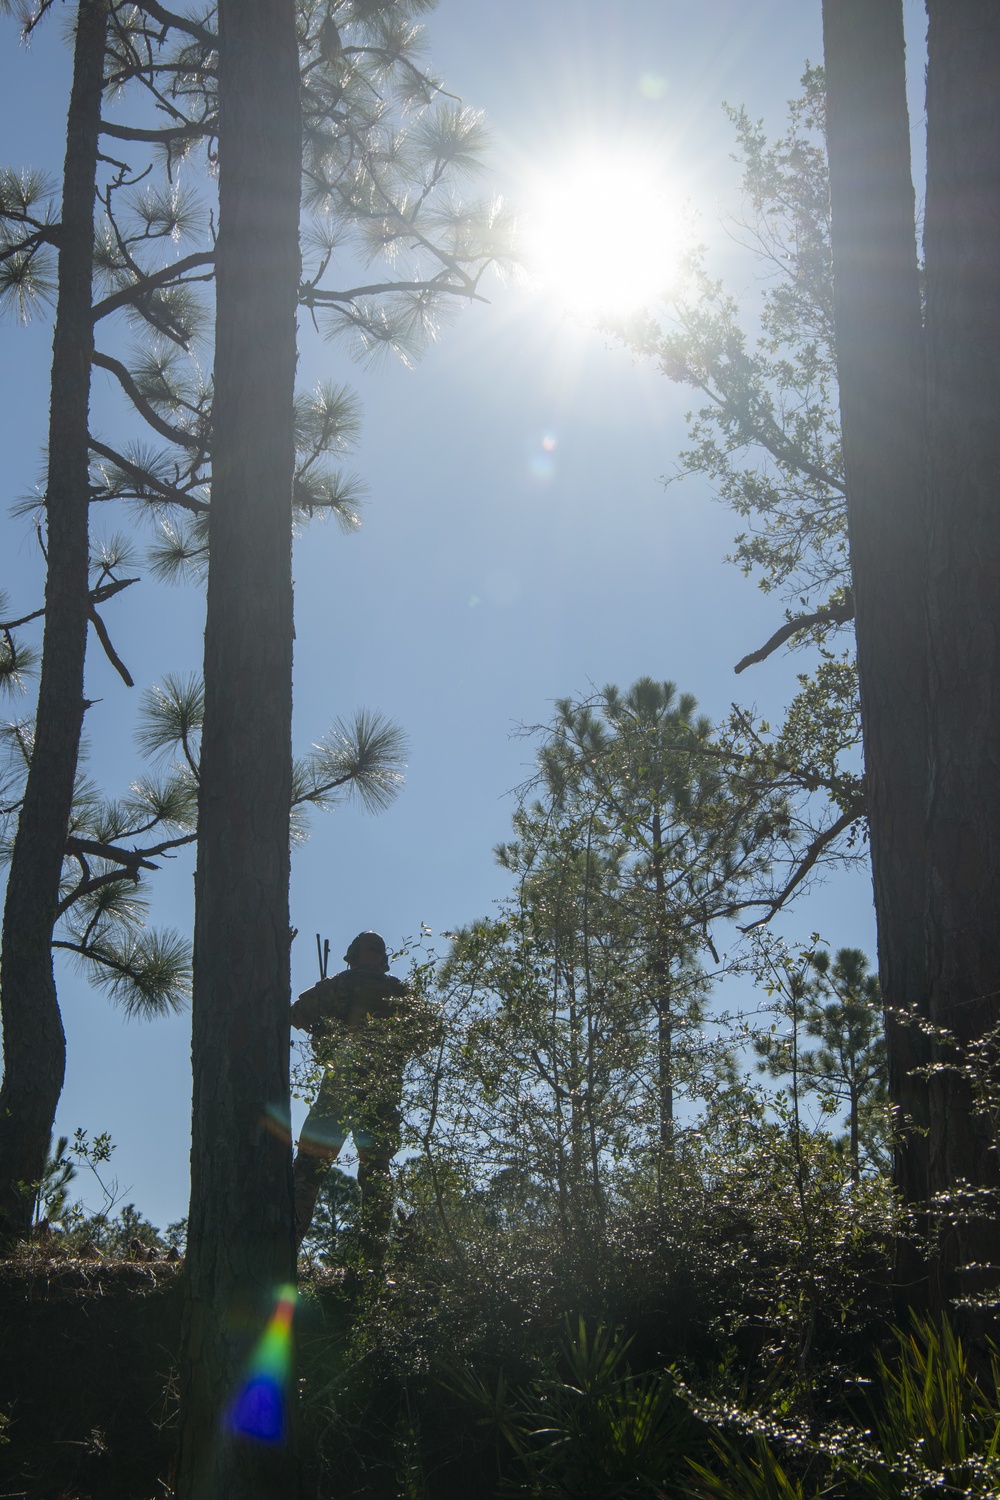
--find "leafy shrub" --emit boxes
[447,1318,705,1499]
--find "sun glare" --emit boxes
[525,148,683,321]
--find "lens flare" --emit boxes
[261,1101,292,1144]
[226,1284,297,1444]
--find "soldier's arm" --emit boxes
[290,977,343,1032]
[290,984,322,1031]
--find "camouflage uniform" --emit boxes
[291,939,435,1245]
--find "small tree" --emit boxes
[525,679,791,1164]
[754,944,888,1185]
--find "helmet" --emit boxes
[344,930,389,970]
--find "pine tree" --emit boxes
[0,0,111,1243]
[528,679,789,1167]
[754,945,888,1186]
[175,2,301,1491]
[0,0,509,1241]
[823,0,1000,1319]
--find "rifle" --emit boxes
[316,933,330,980]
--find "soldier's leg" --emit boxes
[355,1098,401,1258]
[292,1070,348,1244]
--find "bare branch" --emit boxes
[99,118,215,147]
[300,277,487,308]
[734,590,855,673]
[57,829,197,918]
[132,0,216,48]
[65,836,159,874]
[65,830,196,870]
[737,806,861,931]
[88,604,134,688]
[90,576,138,605]
[0,603,45,631]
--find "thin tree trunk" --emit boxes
[176,1,301,1494]
[0,0,108,1243]
[651,811,673,1195]
[922,0,1000,1323]
[822,0,931,1313]
[580,826,607,1229]
[849,1081,860,1190]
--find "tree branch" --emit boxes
[734,591,855,673]
[88,437,209,513]
[92,351,202,450]
[90,251,215,323]
[90,576,138,606]
[65,830,196,870]
[131,0,216,47]
[292,771,352,805]
[65,836,159,873]
[300,277,487,307]
[57,829,198,917]
[99,118,215,147]
[88,604,134,688]
[737,806,861,931]
[0,603,46,631]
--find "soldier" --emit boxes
[290,930,428,1247]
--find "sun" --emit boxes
[524,147,683,321]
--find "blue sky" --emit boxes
[0,1,927,1231]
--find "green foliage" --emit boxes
[624,69,841,613]
[855,1318,1000,1497]
[16,1127,171,1256]
[448,1319,702,1498]
[688,1434,818,1500]
[134,672,203,771]
[752,939,888,1181]
[35,1133,76,1227]
[301,1166,363,1264]
[293,380,367,528]
[0,164,57,323]
[0,588,39,698]
[688,1319,1000,1500]
[607,73,865,899]
[404,677,801,1249]
[534,677,791,932]
[294,707,409,820]
[62,925,192,1019]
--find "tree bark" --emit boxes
[176,1,301,1494]
[922,0,1000,1321]
[0,0,108,1243]
[821,0,931,1310]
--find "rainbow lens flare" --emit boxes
[226,1284,298,1443]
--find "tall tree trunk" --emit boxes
[922,0,1000,1322]
[176,1,301,1494]
[822,0,931,1313]
[0,0,108,1243]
